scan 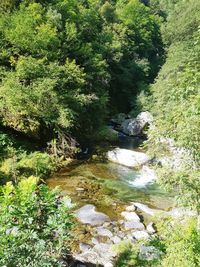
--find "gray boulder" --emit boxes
[96,227,113,238]
[124,221,145,230]
[133,202,162,216]
[121,211,141,221]
[76,204,110,226]
[107,148,150,168]
[111,236,121,244]
[121,112,153,136]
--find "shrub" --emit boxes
[17,151,56,178]
[0,176,74,267]
[114,240,161,267]
[0,152,56,181]
[159,218,200,267]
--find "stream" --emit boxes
[47,136,174,220]
[47,135,175,266]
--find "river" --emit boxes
[47,135,174,221]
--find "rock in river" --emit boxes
[96,227,113,238]
[133,203,161,216]
[124,221,145,230]
[76,204,110,226]
[107,148,150,168]
[121,112,153,136]
[121,211,141,221]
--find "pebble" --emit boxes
[117,231,126,239]
[91,237,99,245]
[103,222,111,228]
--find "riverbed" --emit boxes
[47,152,174,220]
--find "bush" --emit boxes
[17,151,56,178]
[114,218,200,267]
[0,176,74,267]
[114,240,161,267]
[159,218,200,267]
[94,126,118,143]
[0,131,14,157]
[0,151,56,181]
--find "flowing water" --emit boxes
[48,156,174,220]
[48,134,174,220]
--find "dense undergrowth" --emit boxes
[0,176,74,266]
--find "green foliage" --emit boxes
[0,0,20,13]
[17,152,56,177]
[0,0,163,141]
[158,218,200,267]
[144,0,200,211]
[0,131,14,156]
[155,165,200,212]
[2,2,60,57]
[0,176,74,267]
[115,241,140,267]
[1,152,56,180]
[161,0,200,45]
[108,0,164,113]
[114,240,161,267]
[0,55,88,135]
[149,0,180,18]
[93,126,118,142]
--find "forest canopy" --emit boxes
[0,0,163,143]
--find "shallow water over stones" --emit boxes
[47,160,174,219]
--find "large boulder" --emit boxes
[107,148,150,168]
[76,204,110,226]
[121,112,153,136]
